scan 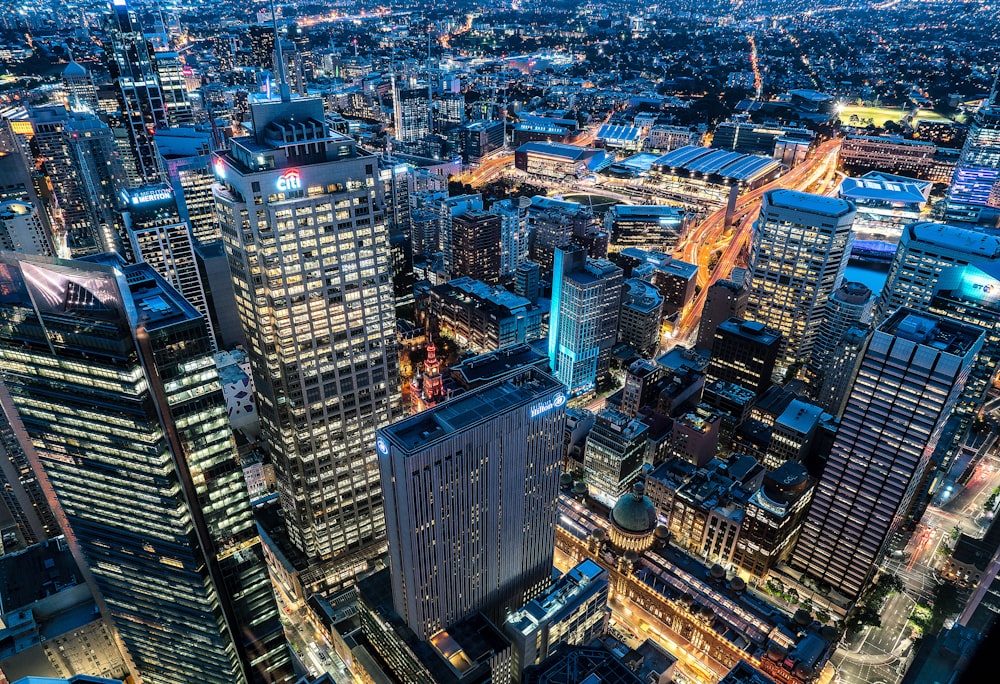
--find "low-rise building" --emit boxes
[417,277,543,353]
[504,560,610,679]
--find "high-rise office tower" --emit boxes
[696,278,748,351]
[104,0,170,185]
[943,69,1000,225]
[151,51,194,127]
[806,281,872,387]
[815,324,869,419]
[514,260,540,303]
[213,94,403,574]
[62,60,98,112]
[376,366,565,640]
[394,86,431,144]
[247,25,277,72]
[379,160,414,307]
[734,461,814,578]
[27,106,125,257]
[451,210,502,284]
[706,317,782,395]
[790,309,983,600]
[0,200,55,256]
[0,253,294,684]
[876,222,1000,468]
[746,190,855,378]
[493,197,531,277]
[548,245,623,396]
[583,407,650,505]
[156,126,221,245]
[0,405,59,548]
[123,184,215,345]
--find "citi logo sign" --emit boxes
[276,169,302,192]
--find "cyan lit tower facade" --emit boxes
[104,0,169,185]
[548,244,623,396]
[0,253,293,684]
[944,71,1000,225]
[213,94,403,577]
[790,309,982,600]
[377,367,566,640]
[746,190,854,379]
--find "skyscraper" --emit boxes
[790,309,983,600]
[152,51,194,127]
[706,318,782,396]
[943,69,1000,225]
[394,85,432,144]
[745,190,855,378]
[104,0,170,185]
[27,106,125,257]
[806,281,872,388]
[548,245,623,396]
[493,198,532,277]
[696,278,748,351]
[213,94,403,578]
[876,222,1000,469]
[0,200,54,256]
[123,184,215,345]
[376,366,565,640]
[155,126,221,245]
[0,253,293,684]
[451,210,502,284]
[62,60,98,112]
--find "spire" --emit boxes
[270,0,291,102]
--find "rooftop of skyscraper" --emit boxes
[906,221,1000,257]
[717,318,783,346]
[505,559,607,636]
[880,308,984,357]
[764,189,854,217]
[381,367,564,454]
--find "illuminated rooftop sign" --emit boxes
[276,169,301,192]
[530,392,566,418]
[129,187,172,205]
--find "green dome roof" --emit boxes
[611,483,657,534]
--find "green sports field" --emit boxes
[838,105,954,127]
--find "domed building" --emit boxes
[608,483,658,552]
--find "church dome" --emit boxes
[611,483,657,534]
[607,483,658,553]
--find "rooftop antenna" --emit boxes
[427,26,434,135]
[270,0,291,102]
[389,3,398,160]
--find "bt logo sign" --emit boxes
[276,169,302,192]
[971,282,995,294]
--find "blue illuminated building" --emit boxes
[548,245,624,396]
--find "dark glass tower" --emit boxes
[0,252,294,684]
[104,0,169,185]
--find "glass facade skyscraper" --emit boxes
[377,366,566,640]
[213,94,402,582]
[104,0,170,186]
[746,190,855,380]
[548,244,623,396]
[0,253,293,684]
[944,70,1000,224]
[790,309,983,600]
